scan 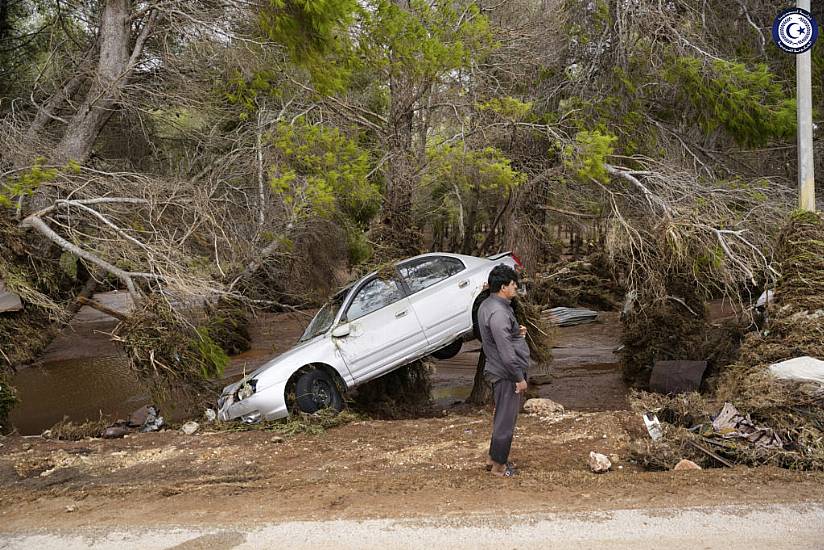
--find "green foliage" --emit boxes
[269,121,380,224]
[259,0,359,93]
[665,56,796,146]
[192,328,230,379]
[346,226,372,265]
[361,0,493,81]
[477,97,533,121]
[0,158,59,208]
[426,142,525,197]
[563,130,617,183]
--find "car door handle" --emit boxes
[458,280,469,288]
[395,310,408,318]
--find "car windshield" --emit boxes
[299,287,349,342]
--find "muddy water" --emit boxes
[9,355,147,435]
[7,305,628,435]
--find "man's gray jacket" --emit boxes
[477,294,530,383]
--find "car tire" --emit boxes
[295,369,343,414]
[431,339,462,360]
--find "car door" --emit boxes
[398,256,471,349]
[333,275,428,382]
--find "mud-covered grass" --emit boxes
[43,416,110,441]
[208,409,363,436]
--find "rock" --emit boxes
[65,505,76,513]
[180,421,199,435]
[204,408,217,422]
[128,405,153,427]
[673,459,702,471]
[270,436,285,444]
[524,398,565,415]
[588,451,611,473]
[21,443,32,451]
[101,426,129,439]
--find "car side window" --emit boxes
[344,277,405,321]
[398,256,465,294]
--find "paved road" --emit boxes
[2,503,823,549]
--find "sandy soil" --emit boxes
[2,307,824,531]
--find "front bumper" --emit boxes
[218,380,289,422]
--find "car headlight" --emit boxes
[236,379,256,401]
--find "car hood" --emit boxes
[222,334,331,395]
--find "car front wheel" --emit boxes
[295,369,343,414]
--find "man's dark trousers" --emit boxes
[489,378,521,464]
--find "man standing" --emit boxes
[477,264,529,477]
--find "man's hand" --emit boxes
[515,380,527,394]
[518,324,527,337]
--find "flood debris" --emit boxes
[642,412,663,441]
[588,451,611,473]
[531,255,623,311]
[769,356,824,384]
[138,406,164,433]
[44,416,110,440]
[649,360,708,394]
[112,296,227,410]
[350,360,434,419]
[544,307,598,327]
[711,402,783,449]
[630,212,824,471]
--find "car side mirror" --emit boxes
[331,324,351,338]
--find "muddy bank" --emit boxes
[1,410,823,530]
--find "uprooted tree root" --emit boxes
[112,296,227,413]
[350,360,434,419]
[630,211,824,471]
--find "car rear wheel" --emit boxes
[431,339,462,360]
[295,369,343,414]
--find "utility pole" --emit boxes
[797,0,816,211]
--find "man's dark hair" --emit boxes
[488,264,518,293]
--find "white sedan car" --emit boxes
[218,251,520,422]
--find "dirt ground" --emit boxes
[2,307,823,530]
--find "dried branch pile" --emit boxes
[530,253,623,311]
[630,211,824,470]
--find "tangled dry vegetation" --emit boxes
[630,211,824,471]
[350,360,435,420]
[111,296,228,413]
[530,253,624,311]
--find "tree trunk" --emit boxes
[52,0,132,164]
[467,350,492,405]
